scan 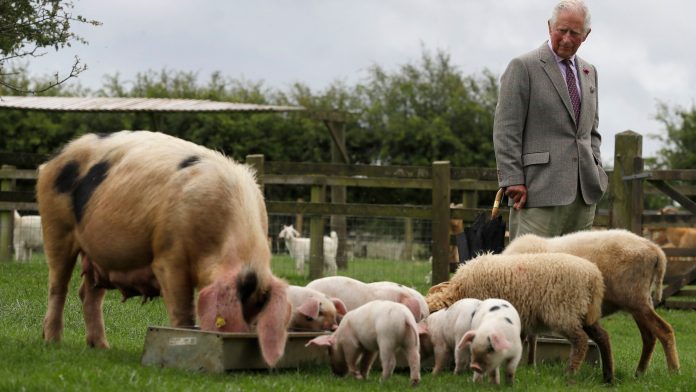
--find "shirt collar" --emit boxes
[547,40,576,67]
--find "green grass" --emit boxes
[1,259,695,391]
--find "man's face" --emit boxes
[548,10,589,59]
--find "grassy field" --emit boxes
[1,257,694,391]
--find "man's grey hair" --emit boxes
[550,0,591,33]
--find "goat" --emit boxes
[278,224,338,275]
[13,211,44,261]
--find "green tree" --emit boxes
[355,48,498,168]
[0,0,100,93]
[647,102,696,209]
[654,102,696,169]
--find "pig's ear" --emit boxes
[255,277,291,367]
[491,332,512,351]
[417,321,428,336]
[197,281,248,333]
[331,298,348,316]
[399,295,422,322]
[305,334,335,347]
[458,330,476,350]
[297,298,320,319]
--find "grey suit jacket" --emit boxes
[493,42,608,208]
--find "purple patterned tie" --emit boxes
[563,59,581,123]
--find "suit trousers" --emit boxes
[508,187,596,241]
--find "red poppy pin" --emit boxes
[583,68,590,75]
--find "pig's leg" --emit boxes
[489,368,500,385]
[78,254,109,348]
[453,342,470,374]
[344,345,365,379]
[432,341,450,374]
[42,233,79,344]
[503,353,521,385]
[358,350,377,380]
[406,345,421,386]
[152,254,195,327]
[379,347,397,381]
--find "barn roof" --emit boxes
[0,96,305,113]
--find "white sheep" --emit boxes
[13,211,43,261]
[426,252,614,384]
[278,224,338,275]
[503,228,680,376]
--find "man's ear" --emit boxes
[583,28,591,42]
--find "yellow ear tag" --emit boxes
[215,316,226,329]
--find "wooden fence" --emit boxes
[1,131,695,306]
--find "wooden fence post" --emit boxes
[329,120,349,270]
[309,180,326,280]
[295,198,304,234]
[0,165,16,261]
[431,161,451,285]
[610,131,644,233]
[461,190,478,209]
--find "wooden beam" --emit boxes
[646,179,696,215]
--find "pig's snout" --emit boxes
[470,362,483,373]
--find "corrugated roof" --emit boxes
[0,96,305,113]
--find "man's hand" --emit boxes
[504,185,527,210]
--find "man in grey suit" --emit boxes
[493,0,608,240]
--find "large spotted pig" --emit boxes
[37,131,291,366]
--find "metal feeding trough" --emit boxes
[141,326,329,373]
[139,326,422,373]
[141,326,600,373]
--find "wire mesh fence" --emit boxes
[270,214,434,292]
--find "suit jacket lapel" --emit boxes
[538,43,577,127]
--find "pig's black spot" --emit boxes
[505,317,513,325]
[237,268,258,303]
[237,267,270,323]
[178,155,200,169]
[55,160,80,193]
[94,132,112,139]
[489,305,500,312]
[72,161,110,223]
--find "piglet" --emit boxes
[307,276,424,322]
[458,298,523,385]
[367,281,429,321]
[306,300,422,386]
[286,285,347,331]
[420,298,481,374]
